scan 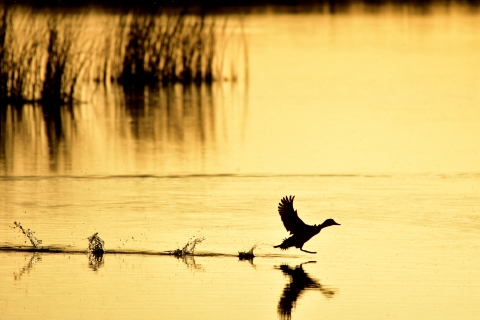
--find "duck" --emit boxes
[277,261,337,319]
[274,195,340,254]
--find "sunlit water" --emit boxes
[1,4,480,320]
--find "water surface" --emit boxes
[1,4,480,320]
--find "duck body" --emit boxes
[274,196,340,254]
[275,224,321,251]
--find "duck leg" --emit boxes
[300,247,317,254]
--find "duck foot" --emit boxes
[300,248,317,254]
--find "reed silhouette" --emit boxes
[276,261,337,320]
[0,5,245,106]
[119,11,223,85]
[6,0,480,12]
[274,196,340,254]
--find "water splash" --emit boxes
[88,251,105,271]
[171,236,205,258]
[238,244,257,260]
[12,222,42,248]
[179,255,205,271]
[14,253,41,281]
[87,233,105,253]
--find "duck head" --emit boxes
[320,219,341,228]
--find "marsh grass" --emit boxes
[0,8,93,105]
[0,8,43,104]
[118,11,228,85]
[42,16,91,105]
[0,5,246,106]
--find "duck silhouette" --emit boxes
[274,196,340,254]
[276,261,337,320]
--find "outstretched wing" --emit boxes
[278,195,308,234]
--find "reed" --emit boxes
[0,6,9,102]
[118,11,226,85]
[42,18,71,104]
[0,8,91,105]
[0,7,43,104]
[0,6,246,106]
[42,16,92,104]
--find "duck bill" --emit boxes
[334,222,341,226]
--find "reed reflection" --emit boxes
[276,261,337,320]
[43,103,73,172]
[0,80,244,175]
[0,102,73,174]
[122,84,216,144]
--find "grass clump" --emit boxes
[0,6,247,106]
[118,11,224,85]
[0,8,91,106]
[42,17,89,105]
[0,7,43,104]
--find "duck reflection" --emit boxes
[88,251,105,271]
[276,261,337,320]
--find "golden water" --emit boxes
[1,5,480,320]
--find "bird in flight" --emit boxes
[274,195,340,254]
